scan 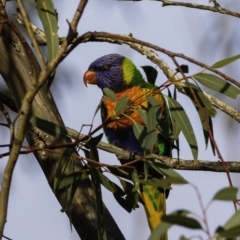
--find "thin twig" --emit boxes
[13,19,240,123]
[159,0,240,18]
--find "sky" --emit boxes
[0,0,240,240]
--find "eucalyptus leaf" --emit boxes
[148,222,171,240]
[58,169,89,189]
[96,171,116,193]
[133,121,147,149]
[145,102,158,153]
[217,210,240,238]
[90,167,106,239]
[115,96,129,116]
[29,116,69,140]
[182,83,216,117]
[212,187,238,201]
[211,54,240,68]
[103,88,116,101]
[162,212,202,229]
[193,73,240,99]
[36,0,58,61]
[137,108,148,125]
[53,147,73,191]
[166,96,198,160]
[36,0,58,88]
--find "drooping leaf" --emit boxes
[103,88,116,101]
[29,116,69,140]
[115,178,141,212]
[93,101,102,120]
[36,0,59,88]
[211,54,240,68]
[137,108,147,125]
[171,119,181,140]
[149,161,188,184]
[183,83,216,117]
[90,166,106,239]
[148,222,172,240]
[141,66,158,85]
[193,73,240,99]
[166,96,198,160]
[107,167,132,181]
[182,83,216,152]
[115,96,129,116]
[112,184,134,213]
[145,101,158,153]
[84,133,103,163]
[133,121,147,149]
[179,236,188,240]
[212,187,238,201]
[53,147,73,192]
[132,169,140,191]
[96,171,116,193]
[57,170,89,189]
[217,210,240,238]
[162,210,202,229]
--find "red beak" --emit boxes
[83,70,98,87]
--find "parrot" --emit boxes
[83,53,171,239]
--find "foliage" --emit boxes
[0,0,240,240]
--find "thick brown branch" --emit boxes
[67,128,240,173]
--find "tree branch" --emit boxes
[67,128,240,173]
[159,0,240,18]
[71,32,240,123]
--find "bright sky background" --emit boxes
[0,0,240,240]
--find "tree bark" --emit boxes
[0,11,125,240]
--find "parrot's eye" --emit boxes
[101,65,109,71]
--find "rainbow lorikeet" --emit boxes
[83,54,171,239]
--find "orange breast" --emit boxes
[103,86,165,129]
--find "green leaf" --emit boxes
[182,83,216,117]
[137,108,147,125]
[166,96,198,160]
[145,101,158,153]
[107,167,132,181]
[85,134,103,163]
[149,162,188,184]
[132,169,140,191]
[179,236,188,240]
[89,166,106,239]
[162,211,202,229]
[58,171,89,189]
[36,0,59,62]
[115,179,141,212]
[29,116,69,140]
[217,210,240,238]
[182,83,216,152]
[148,222,171,240]
[141,66,158,85]
[211,54,240,68]
[212,187,238,201]
[133,121,147,149]
[53,147,73,191]
[193,73,240,99]
[96,171,116,193]
[115,96,129,116]
[103,88,116,101]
